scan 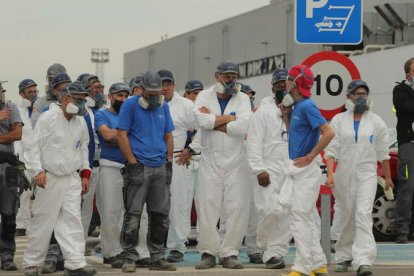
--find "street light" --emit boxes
[91,48,109,83]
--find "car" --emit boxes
[315,19,333,29]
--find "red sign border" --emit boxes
[302,51,361,120]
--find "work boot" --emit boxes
[111,254,125,269]
[335,260,352,272]
[356,265,372,276]
[396,233,408,244]
[166,250,184,263]
[265,257,286,269]
[311,265,329,276]
[42,261,57,274]
[136,257,150,268]
[149,258,176,271]
[249,252,263,264]
[122,259,136,273]
[63,265,97,276]
[15,228,26,236]
[195,253,216,269]
[222,255,243,269]
[24,267,39,276]
[1,259,18,271]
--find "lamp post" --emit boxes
[91,48,109,82]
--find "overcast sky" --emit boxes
[1,0,269,103]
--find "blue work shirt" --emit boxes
[354,120,360,142]
[117,95,175,167]
[84,108,99,168]
[288,98,326,160]
[218,96,231,115]
[95,108,125,164]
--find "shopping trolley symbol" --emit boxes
[314,5,355,34]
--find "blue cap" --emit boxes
[158,69,174,83]
[217,61,239,74]
[109,82,130,95]
[75,73,90,84]
[240,83,256,95]
[60,82,88,98]
[142,71,162,92]
[52,73,71,88]
[271,69,288,84]
[129,75,144,90]
[185,80,204,92]
[347,80,369,94]
[19,79,37,92]
[81,74,100,89]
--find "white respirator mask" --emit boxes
[281,93,295,107]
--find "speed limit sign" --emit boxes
[302,51,361,120]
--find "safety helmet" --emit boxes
[52,73,72,89]
[109,82,130,95]
[47,63,66,79]
[347,80,370,94]
[141,71,162,92]
[18,79,37,92]
[185,80,204,92]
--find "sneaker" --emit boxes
[15,228,26,236]
[64,265,97,276]
[149,258,176,271]
[265,257,285,269]
[24,266,39,276]
[41,261,57,274]
[195,253,216,269]
[85,247,92,256]
[166,250,184,263]
[222,255,243,269]
[94,243,101,253]
[1,260,18,271]
[396,234,408,244]
[335,260,352,272]
[249,252,263,264]
[311,265,329,276]
[122,259,136,273]
[356,265,372,276]
[111,255,125,269]
[136,257,150,268]
[281,271,310,276]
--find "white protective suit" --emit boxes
[259,95,274,107]
[14,100,34,231]
[325,110,389,270]
[246,103,292,262]
[167,92,198,253]
[81,108,101,242]
[194,85,252,258]
[22,106,90,270]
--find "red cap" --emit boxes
[288,64,314,98]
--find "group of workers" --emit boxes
[1,56,414,276]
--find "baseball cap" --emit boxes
[185,80,204,92]
[142,71,162,92]
[109,82,130,95]
[240,83,256,95]
[52,73,72,88]
[19,79,37,92]
[217,61,239,74]
[288,64,314,98]
[347,80,369,94]
[158,69,174,83]
[271,69,288,85]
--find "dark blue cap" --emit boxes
[217,61,239,74]
[158,69,174,83]
[75,73,90,84]
[347,80,369,94]
[60,82,88,98]
[271,69,288,84]
[129,75,144,89]
[185,80,204,92]
[19,79,37,92]
[109,82,130,95]
[52,73,71,88]
[272,68,286,77]
[240,83,256,95]
[81,74,100,89]
[142,71,162,92]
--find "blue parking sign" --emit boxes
[295,0,363,44]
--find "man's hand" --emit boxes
[257,171,271,187]
[199,106,210,114]
[385,177,394,190]
[279,105,292,115]
[293,154,314,168]
[325,174,335,189]
[175,149,192,166]
[35,171,47,188]
[214,124,227,133]
[0,108,11,121]
[81,178,90,194]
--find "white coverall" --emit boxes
[259,95,274,107]
[246,103,292,263]
[14,100,34,231]
[22,106,90,270]
[325,110,389,270]
[194,85,252,258]
[167,92,198,253]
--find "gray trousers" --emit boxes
[396,142,414,235]
[120,163,171,262]
[0,213,16,262]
